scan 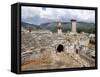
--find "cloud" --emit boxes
[21,6,95,25]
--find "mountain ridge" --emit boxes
[21,21,95,33]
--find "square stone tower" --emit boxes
[71,19,77,32]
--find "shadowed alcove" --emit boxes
[57,44,64,53]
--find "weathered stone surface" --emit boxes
[21,28,95,70]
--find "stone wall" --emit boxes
[21,28,94,65]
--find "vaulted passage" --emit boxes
[57,44,64,53]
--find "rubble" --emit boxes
[21,22,95,71]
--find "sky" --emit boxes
[21,6,95,25]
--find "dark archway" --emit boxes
[76,49,79,54]
[57,44,64,53]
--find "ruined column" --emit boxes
[57,22,62,34]
[71,19,77,32]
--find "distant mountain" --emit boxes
[21,21,95,33]
[22,16,54,25]
[21,22,42,30]
[39,21,95,33]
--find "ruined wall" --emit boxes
[21,29,92,65]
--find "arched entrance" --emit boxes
[76,49,78,54]
[57,44,64,53]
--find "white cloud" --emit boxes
[21,6,41,19]
[21,6,95,24]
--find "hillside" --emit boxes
[21,22,95,33]
[21,22,42,30]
